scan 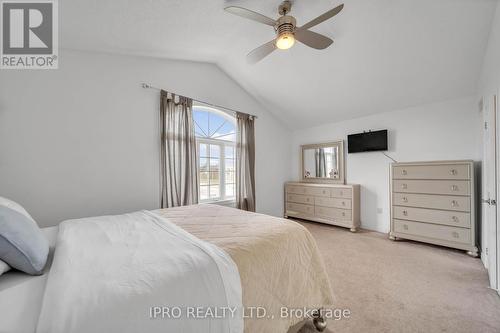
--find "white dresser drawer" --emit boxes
[393,206,470,228]
[286,185,330,197]
[314,197,351,209]
[286,202,314,215]
[393,164,470,180]
[332,198,351,209]
[393,180,470,196]
[315,206,351,221]
[286,185,308,195]
[392,193,470,212]
[286,193,314,205]
[314,197,335,208]
[331,188,352,198]
[393,219,471,244]
[308,187,331,197]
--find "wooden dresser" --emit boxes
[389,160,478,257]
[284,182,360,232]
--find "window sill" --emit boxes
[200,199,236,207]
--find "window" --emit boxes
[323,147,339,178]
[193,105,236,202]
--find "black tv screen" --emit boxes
[348,130,388,153]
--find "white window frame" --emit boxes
[197,138,235,203]
[193,104,236,204]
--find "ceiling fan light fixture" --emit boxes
[276,32,295,50]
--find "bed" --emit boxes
[0,204,333,333]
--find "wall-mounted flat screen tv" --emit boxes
[347,130,388,153]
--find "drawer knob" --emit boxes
[451,200,458,207]
[452,216,459,222]
[401,169,407,175]
[322,190,326,194]
[451,185,458,191]
[402,197,408,203]
[402,210,408,216]
[452,231,459,238]
[342,212,345,216]
[401,183,408,190]
[342,201,346,206]
[306,198,310,202]
[450,169,457,175]
[403,224,409,231]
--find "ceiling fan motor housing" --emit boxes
[275,15,296,36]
[278,0,292,15]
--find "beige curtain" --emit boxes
[235,112,256,211]
[315,148,327,177]
[159,90,198,208]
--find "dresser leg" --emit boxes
[389,233,397,241]
[350,227,358,233]
[466,247,479,258]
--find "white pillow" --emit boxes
[0,197,36,224]
[0,260,11,276]
[0,197,37,276]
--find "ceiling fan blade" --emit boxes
[247,39,276,64]
[224,6,276,26]
[300,3,344,30]
[295,29,333,49]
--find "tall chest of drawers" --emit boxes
[389,160,478,257]
[284,182,360,232]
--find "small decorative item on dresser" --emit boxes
[389,160,478,257]
[284,182,360,232]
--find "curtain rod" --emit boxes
[141,83,258,119]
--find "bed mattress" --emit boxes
[0,226,58,333]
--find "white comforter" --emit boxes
[36,210,243,333]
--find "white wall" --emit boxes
[478,1,500,97]
[290,97,481,233]
[0,49,291,227]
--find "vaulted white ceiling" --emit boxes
[61,0,498,128]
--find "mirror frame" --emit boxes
[300,140,345,184]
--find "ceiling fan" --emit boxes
[224,1,344,64]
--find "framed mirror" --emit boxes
[301,140,345,184]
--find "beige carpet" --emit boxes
[296,220,500,333]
